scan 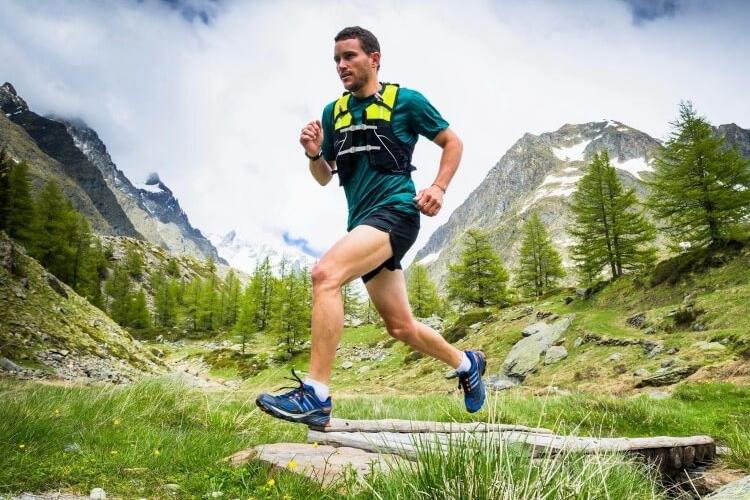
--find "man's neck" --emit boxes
[351,78,381,99]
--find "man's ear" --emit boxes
[370,52,381,70]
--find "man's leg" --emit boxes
[308,225,394,384]
[365,267,463,368]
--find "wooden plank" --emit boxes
[313,418,552,434]
[308,429,715,463]
[224,442,408,486]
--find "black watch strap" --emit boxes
[305,150,323,161]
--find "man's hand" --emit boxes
[413,185,444,217]
[300,120,324,156]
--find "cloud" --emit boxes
[151,0,220,24]
[282,231,322,258]
[620,0,681,24]
[1,0,749,268]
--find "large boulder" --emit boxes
[635,365,698,387]
[705,475,750,499]
[544,346,568,365]
[501,315,574,380]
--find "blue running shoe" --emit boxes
[458,351,486,413]
[255,370,332,428]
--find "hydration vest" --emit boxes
[331,83,416,187]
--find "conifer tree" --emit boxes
[31,182,79,283]
[569,151,656,282]
[446,228,509,307]
[0,148,11,231]
[222,270,241,328]
[106,264,132,326]
[253,257,274,331]
[514,212,565,297]
[183,276,203,332]
[234,281,259,353]
[341,281,362,321]
[647,102,750,248]
[128,290,151,330]
[152,271,179,327]
[407,263,441,317]
[124,247,145,280]
[6,160,36,247]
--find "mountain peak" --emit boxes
[145,172,161,185]
[1,82,29,115]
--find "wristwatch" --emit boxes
[305,150,323,161]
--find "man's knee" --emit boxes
[311,262,342,292]
[387,320,418,342]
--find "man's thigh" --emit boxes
[318,225,393,285]
[364,268,412,329]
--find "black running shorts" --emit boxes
[357,205,420,283]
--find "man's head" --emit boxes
[334,26,380,93]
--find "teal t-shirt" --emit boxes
[321,85,449,231]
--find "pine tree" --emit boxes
[128,290,151,330]
[341,281,362,321]
[183,277,203,332]
[6,160,36,247]
[446,228,509,307]
[234,281,259,354]
[152,271,179,327]
[222,270,241,328]
[106,264,132,326]
[124,247,145,280]
[407,263,441,317]
[514,212,565,297]
[569,151,656,282]
[648,102,750,249]
[31,182,79,284]
[0,149,13,232]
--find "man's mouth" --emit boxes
[340,73,352,80]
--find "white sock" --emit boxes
[303,377,330,402]
[455,352,472,374]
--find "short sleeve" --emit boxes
[407,90,449,141]
[321,101,336,161]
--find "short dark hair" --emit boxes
[334,26,380,56]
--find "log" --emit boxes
[313,418,552,434]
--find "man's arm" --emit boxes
[309,157,335,186]
[300,119,334,186]
[414,127,463,217]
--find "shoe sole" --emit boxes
[255,398,331,429]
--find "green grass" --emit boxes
[2,377,748,499]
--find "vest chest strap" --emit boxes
[338,144,381,156]
[338,124,378,133]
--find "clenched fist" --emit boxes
[300,120,324,156]
[413,185,444,217]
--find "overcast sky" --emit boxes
[2,0,749,265]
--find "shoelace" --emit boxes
[458,371,475,393]
[276,369,307,399]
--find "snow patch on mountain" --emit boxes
[209,230,316,275]
[552,139,591,162]
[417,250,441,266]
[614,157,652,180]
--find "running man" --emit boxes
[256,26,486,427]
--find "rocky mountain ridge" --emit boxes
[209,230,316,275]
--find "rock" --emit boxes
[469,322,482,331]
[163,484,180,492]
[542,385,571,396]
[626,312,647,329]
[544,346,568,365]
[0,357,22,372]
[46,274,68,298]
[683,292,697,306]
[607,352,622,362]
[573,337,584,348]
[705,475,750,499]
[357,365,370,374]
[341,361,353,370]
[501,316,575,379]
[693,341,726,351]
[149,347,165,358]
[536,311,553,320]
[691,322,706,332]
[419,315,444,332]
[633,368,649,377]
[210,492,223,498]
[644,343,664,359]
[635,365,698,387]
[522,322,550,337]
[487,374,520,391]
[643,327,656,335]
[64,442,82,453]
[575,288,588,297]
[648,391,670,400]
[89,488,106,499]
[666,347,679,355]
[660,358,675,368]
[563,296,574,305]
[522,305,534,314]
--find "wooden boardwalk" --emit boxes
[227,419,716,484]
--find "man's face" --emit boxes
[334,38,379,93]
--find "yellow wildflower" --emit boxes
[266,478,275,487]
[54,409,60,416]
[287,458,298,471]
[153,449,161,456]
[283,496,292,500]
[110,450,118,455]
[113,418,121,426]
[311,442,318,448]
[18,444,25,449]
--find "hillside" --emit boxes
[0,232,164,383]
